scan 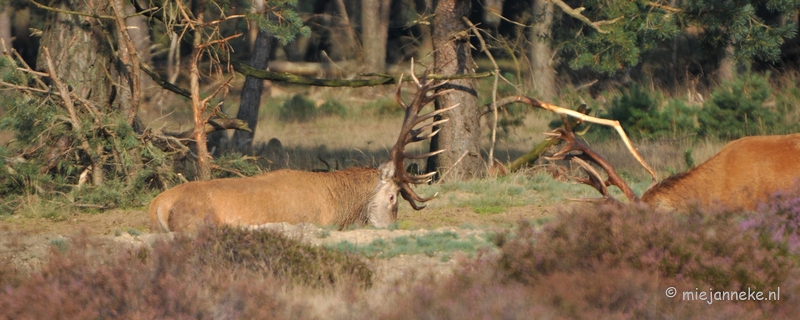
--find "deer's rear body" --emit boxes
[642,133,800,212]
[150,168,389,232]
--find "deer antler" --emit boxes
[544,127,640,203]
[390,60,458,210]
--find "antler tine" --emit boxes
[394,73,409,111]
[411,118,450,140]
[403,148,445,160]
[412,127,442,142]
[413,101,458,125]
[388,60,460,211]
[548,127,640,203]
[410,58,422,87]
[400,183,437,210]
[571,157,612,199]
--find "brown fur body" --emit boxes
[149,167,390,232]
[642,134,800,211]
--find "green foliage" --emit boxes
[319,99,348,118]
[684,0,800,63]
[365,97,402,115]
[278,94,316,122]
[557,0,680,74]
[683,148,695,170]
[697,73,792,139]
[473,206,506,215]
[554,0,799,74]
[212,152,261,179]
[0,53,183,214]
[594,85,697,140]
[249,0,311,45]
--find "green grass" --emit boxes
[329,231,494,260]
[473,206,506,215]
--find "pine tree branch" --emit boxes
[647,1,683,13]
[547,0,622,34]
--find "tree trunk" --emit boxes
[413,0,434,63]
[717,44,735,84]
[361,0,391,71]
[126,1,156,106]
[530,0,556,100]
[233,22,276,152]
[190,0,211,180]
[37,1,115,108]
[0,5,11,50]
[426,0,484,180]
[37,0,119,186]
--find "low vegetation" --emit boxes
[3,189,800,318]
[329,231,493,260]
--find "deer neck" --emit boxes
[323,168,382,228]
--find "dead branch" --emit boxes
[482,95,658,182]
[163,118,252,139]
[462,17,502,170]
[230,60,492,87]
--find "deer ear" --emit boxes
[378,162,396,182]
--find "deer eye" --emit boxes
[389,194,395,203]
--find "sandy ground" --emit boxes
[0,204,560,284]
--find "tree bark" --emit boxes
[37,0,119,186]
[426,0,484,180]
[413,0,434,63]
[530,0,557,100]
[361,0,391,72]
[717,44,735,83]
[233,22,276,152]
[190,0,211,180]
[0,5,11,50]
[37,1,114,108]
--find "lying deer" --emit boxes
[149,66,455,232]
[547,128,800,212]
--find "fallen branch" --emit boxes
[229,60,493,87]
[482,95,658,182]
[164,118,251,140]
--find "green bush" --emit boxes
[278,94,317,122]
[319,99,348,118]
[365,97,402,115]
[697,73,786,139]
[606,85,697,139]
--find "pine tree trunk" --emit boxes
[0,5,11,50]
[426,0,484,180]
[233,23,276,152]
[361,0,391,72]
[717,44,735,83]
[530,0,556,100]
[37,0,119,186]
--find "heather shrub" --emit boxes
[743,189,800,255]
[0,225,370,318]
[194,224,373,288]
[496,205,794,291]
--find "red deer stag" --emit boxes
[149,67,456,232]
[547,128,800,212]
